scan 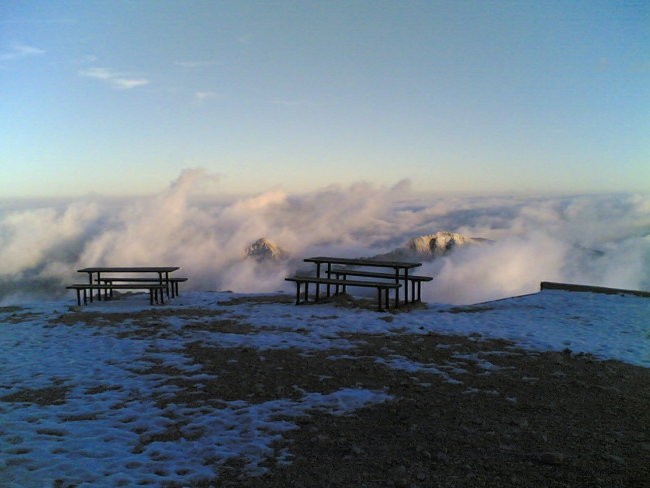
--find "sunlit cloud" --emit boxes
[0,42,45,61]
[78,67,150,90]
[1,169,648,305]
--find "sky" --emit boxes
[1,0,649,198]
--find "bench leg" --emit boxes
[151,288,165,305]
[404,269,409,303]
[83,288,88,306]
[385,288,389,310]
[326,263,332,297]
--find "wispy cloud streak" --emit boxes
[0,43,45,61]
[79,67,149,90]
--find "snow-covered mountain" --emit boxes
[245,238,288,261]
[374,231,489,261]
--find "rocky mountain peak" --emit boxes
[407,231,478,257]
[245,238,287,261]
[374,231,488,261]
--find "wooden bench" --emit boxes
[66,283,167,306]
[285,276,401,310]
[99,277,188,298]
[330,269,432,302]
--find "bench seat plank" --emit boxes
[67,283,167,306]
[98,277,188,298]
[330,269,432,302]
[285,276,400,310]
[332,269,433,281]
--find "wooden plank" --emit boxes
[285,277,400,288]
[77,267,179,273]
[332,269,433,281]
[304,257,421,268]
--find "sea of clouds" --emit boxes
[1,169,649,305]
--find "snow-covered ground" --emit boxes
[0,289,648,487]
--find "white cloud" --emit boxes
[195,91,218,101]
[1,171,648,304]
[79,66,150,90]
[0,42,45,61]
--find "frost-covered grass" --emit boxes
[0,289,647,487]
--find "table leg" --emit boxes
[315,264,321,301]
[95,272,102,301]
[404,269,409,303]
[394,269,400,306]
[326,263,332,297]
[159,272,167,298]
[87,272,95,302]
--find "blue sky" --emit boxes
[1,0,648,197]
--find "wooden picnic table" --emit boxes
[77,267,180,300]
[303,257,421,305]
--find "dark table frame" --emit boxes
[77,267,180,301]
[303,257,421,305]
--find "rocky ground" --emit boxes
[4,295,649,488]
[166,305,650,487]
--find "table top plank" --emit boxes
[78,267,180,273]
[304,257,421,269]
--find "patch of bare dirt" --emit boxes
[150,331,650,488]
[0,386,70,406]
[218,294,295,306]
[15,305,648,487]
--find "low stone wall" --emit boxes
[540,281,650,298]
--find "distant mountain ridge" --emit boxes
[372,231,489,261]
[245,231,488,264]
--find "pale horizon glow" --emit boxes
[1,1,648,197]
